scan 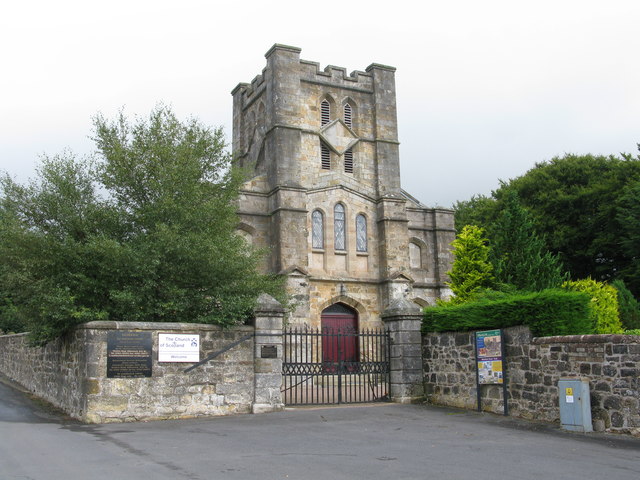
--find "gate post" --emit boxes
[252,293,285,414]
[382,297,424,404]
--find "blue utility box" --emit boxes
[558,378,592,432]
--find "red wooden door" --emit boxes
[321,305,358,371]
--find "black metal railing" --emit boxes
[282,326,390,405]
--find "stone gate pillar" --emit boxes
[382,297,424,403]
[252,293,285,414]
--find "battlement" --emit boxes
[231,67,267,101]
[299,59,372,87]
[232,44,395,105]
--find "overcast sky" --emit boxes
[1,0,639,208]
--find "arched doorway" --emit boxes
[321,303,358,372]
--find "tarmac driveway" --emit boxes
[1,377,639,480]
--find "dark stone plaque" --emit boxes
[261,345,278,359]
[107,331,152,378]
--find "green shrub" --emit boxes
[562,278,624,334]
[423,289,592,337]
[611,280,640,330]
[625,329,640,335]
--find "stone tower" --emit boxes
[231,44,454,328]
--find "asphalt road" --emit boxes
[1,377,639,480]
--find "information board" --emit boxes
[475,329,503,384]
[107,331,152,378]
[158,333,200,363]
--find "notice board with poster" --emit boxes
[476,329,503,384]
[475,329,508,415]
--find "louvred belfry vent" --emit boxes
[344,103,352,129]
[344,148,353,173]
[321,100,330,126]
[321,143,331,169]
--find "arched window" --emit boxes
[334,203,346,250]
[343,103,352,129]
[312,210,324,249]
[321,142,331,170]
[356,214,367,252]
[409,242,422,269]
[321,100,330,126]
[344,148,353,173]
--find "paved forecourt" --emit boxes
[1,377,639,480]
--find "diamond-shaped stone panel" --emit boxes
[320,120,358,155]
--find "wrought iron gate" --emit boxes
[282,326,390,405]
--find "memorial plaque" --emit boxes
[261,345,278,358]
[107,331,152,378]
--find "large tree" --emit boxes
[455,152,640,296]
[0,106,286,343]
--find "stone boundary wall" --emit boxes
[0,328,87,417]
[0,322,254,422]
[0,295,285,423]
[423,326,640,435]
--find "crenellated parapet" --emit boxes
[232,44,393,114]
[299,60,374,91]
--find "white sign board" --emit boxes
[158,334,200,363]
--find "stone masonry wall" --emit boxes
[423,326,640,435]
[0,329,88,417]
[0,321,258,423]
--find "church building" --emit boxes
[231,44,455,329]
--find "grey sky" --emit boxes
[1,0,639,208]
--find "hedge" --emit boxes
[423,289,592,337]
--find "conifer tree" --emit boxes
[490,191,566,291]
[446,225,493,303]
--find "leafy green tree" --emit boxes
[489,191,566,291]
[0,106,286,344]
[446,225,494,304]
[562,278,623,334]
[509,154,640,285]
[455,153,640,296]
[453,194,497,235]
[0,153,104,339]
